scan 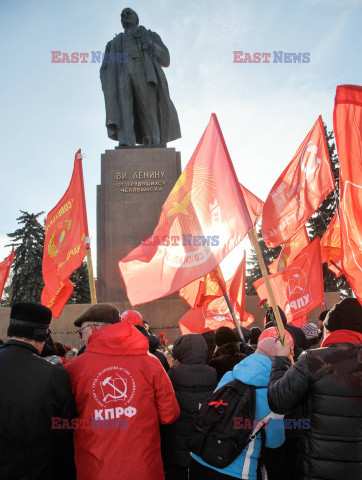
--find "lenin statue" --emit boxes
[100,8,181,147]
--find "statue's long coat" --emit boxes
[100,27,181,144]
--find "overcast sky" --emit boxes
[0,0,361,279]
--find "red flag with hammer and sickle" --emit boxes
[262,116,335,248]
[254,238,324,323]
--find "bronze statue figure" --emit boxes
[100,8,181,147]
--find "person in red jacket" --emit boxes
[65,304,180,480]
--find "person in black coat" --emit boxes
[0,302,76,480]
[135,325,170,371]
[163,333,217,480]
[209,326,246,381]
[263,305,307,480]
[267,298,362,480]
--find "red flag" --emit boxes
[0,248,14,301]
[179,180,262,309]
[269,227,309,274]
[253,238,324,323]
[228,252,247,316]
[320,211,341,264]
[262,116,335,247]
[179,252,254,333]
[179,305,254,335]
[41,150,89,317]
[179,269,225,309]
[328,260,343,278]
[239,184,264,226]
[333,85,362,303]
[119,114,253,306]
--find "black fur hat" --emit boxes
[8,302,52,341]
[324,298,362,333]
[215,326,239,347]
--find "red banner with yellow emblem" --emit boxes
[119,114,254,306]
[41,149,89,317]
[0,247,14,301]
[179,268,225,309]
[269,227,309,274]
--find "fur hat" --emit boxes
[324,298,362,333]
[255,337,281,360]
[215,326,239,347]
[301,322,319,339]
[74,304,120,327]
[7,302,52,341]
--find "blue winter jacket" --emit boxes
[192,353,285,479]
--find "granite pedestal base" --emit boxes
[97,147,188,326]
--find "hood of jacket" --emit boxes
[86,321,149,356]
[173,333,208,365]
[232,352,272,387]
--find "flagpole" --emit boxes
[211,114,286,345]
[85,238,97,305]
[223,292,247,347]
[213,265,246,346]
[248,227,287,345]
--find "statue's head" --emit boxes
[121,8,139,28]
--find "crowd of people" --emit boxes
[0,298,361,480]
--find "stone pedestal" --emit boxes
[97,147,182,303]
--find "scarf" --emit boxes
[321,329,362,347]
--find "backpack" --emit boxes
[188,379,269,469]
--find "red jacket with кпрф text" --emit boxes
[65,321,180,480]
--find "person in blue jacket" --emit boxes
[190,337,285,480]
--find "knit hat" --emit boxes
[324,298,362,333]
[74,304,120,327]
[301,322,319,339]
[7,302,52,342]
[215,326,239,347]
[255,337,282,360]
